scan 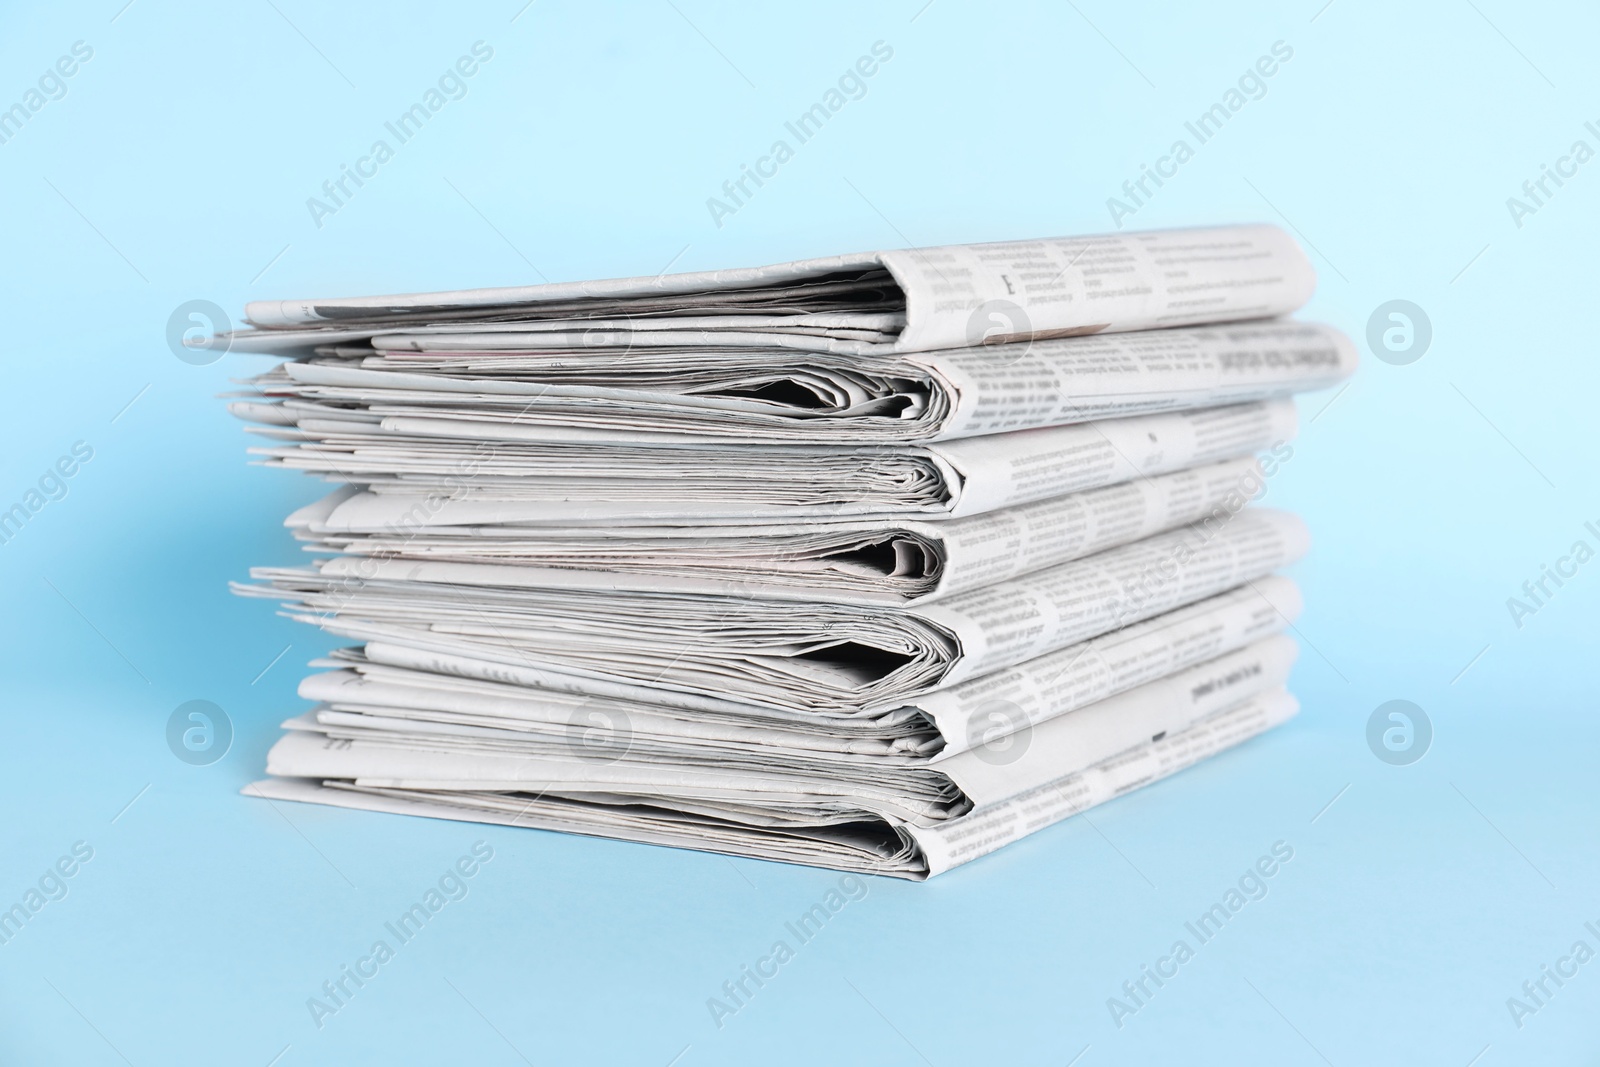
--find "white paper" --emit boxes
[222,224,1315,356]
[228,320,1350,444]
[236,509,1307,714]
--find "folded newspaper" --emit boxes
[248,634,1300,879]
[267,577,1300,764]
[245,398,1298,522]
[216,224,1314,356]
[285,454,1278,605]
[252,694,1301,879]
[228,319,1352,444]
[238,508,1306,715]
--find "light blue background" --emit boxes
[1,1,1596,1063]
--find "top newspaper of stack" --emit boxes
[217,225,1355,444]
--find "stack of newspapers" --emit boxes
[216,224,1355,880]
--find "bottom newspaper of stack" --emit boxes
[242,503,1308,880]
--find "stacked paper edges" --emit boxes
[221,223,1355,880]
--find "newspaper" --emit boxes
[220,223,1330,878]
[289,455,1283,605]
[246,398,1296,523]
[227,319,1353,444]
[244,680,1299,880]
[215,224,1314,357]
[277,578,1298,762]
[264,636,1292,806]
[235,508,1306,714]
